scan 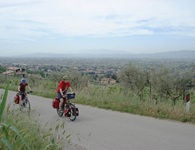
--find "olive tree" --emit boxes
[150,68,184,105]
[66,70,90,90]
[179,66,195,103]
[118,64,148,99]
[48,72,64,83]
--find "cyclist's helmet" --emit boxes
[63,76,68,80]
[21,78,26,83]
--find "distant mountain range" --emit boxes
[22,49,133,58]
[137,50,195,59]
[4,50,195,59]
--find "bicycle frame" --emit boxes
[19,92,31,112]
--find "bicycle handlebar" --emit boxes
[27,91,32,94]
[18,91,32,94]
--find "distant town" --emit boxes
[0,57,120,85]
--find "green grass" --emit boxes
[0,106,67,150]
[74,84,195,124]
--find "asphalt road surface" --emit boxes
[1,89,195,150]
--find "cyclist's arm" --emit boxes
[59,88,64,96]
[28,85,32,91]
[18,85,21,92]
[68,87,73,92]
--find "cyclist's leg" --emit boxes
[59,98,64,109]
[21,92,25,100]
[19,93,24,107]
[65,98,69,108]
[57,92,64,110]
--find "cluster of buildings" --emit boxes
[2,67,27,77]
[1,64,118,85]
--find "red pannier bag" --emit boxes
[64,108,71,117]
[14,94,20,104]
[52,97,59,109]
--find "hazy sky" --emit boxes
[0,0,195,56]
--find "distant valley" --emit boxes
[2,50,195,60]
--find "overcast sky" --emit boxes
[0,0,195,56]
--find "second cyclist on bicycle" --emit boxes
[18,78,32,102]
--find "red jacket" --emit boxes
[56,80,70,93]
[19,83,28,92]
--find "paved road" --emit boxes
[1,89,195,150]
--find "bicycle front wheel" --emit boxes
[23,99,31,113]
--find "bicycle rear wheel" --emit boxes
[57,109,64,117]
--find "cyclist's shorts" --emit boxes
[57,92,63,99]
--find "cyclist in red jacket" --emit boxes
[56,76,73,112]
